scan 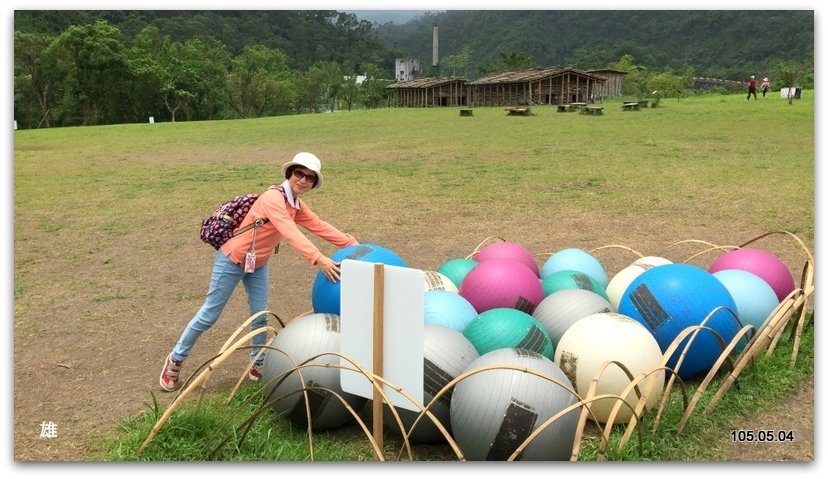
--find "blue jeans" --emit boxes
[171,250,269,364]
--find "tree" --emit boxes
[123,26,167,122]
[14,31,58,128]
[774,61,808,104]
[49,20,131,125]
[499,51,534,71]
[441,44,473,77]
[360,63,391,109]
[226,45,295,118]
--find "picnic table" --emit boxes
[505,106,531,116]
[459,107,474,117]
[582,104,604,115]
[637,100,650,108]
[557,104,574,112]
[570,102,588,111]
[622,102,641,111]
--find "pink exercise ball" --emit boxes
[474,241,540,276]
[708,248,795,302]
[459,259,545,314]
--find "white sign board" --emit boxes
[340,259,424,412]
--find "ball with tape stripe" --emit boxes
[618,263,739,380]
[261,312,367,430]
[383,324,479,443]
[450,348,579,460]
[463,308,554,359]
[459,259,544,314]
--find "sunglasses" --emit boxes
[292,169,318,184]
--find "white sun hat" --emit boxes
[281,152,324,189]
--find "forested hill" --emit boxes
[13,10,393,72]
[14,10,813,79]
[374,10,814,79]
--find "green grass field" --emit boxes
[12,92,815,461]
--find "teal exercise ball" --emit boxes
[437,258,478,289]
[541,269,609,300]
[463,308,554,359]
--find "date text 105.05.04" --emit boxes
[731,430,795,442]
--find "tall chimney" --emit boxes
[432,26,439,67]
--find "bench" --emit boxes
[637,100,649,108]
[582,104,604,115]
[557,104,573,112]
[459,108,474,117]
[622,102,640,111]
[505,106,531,116]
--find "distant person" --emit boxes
[746,75,758,100]
[761,77,770,98]
[159,152,359,392]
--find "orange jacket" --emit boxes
[220,184,358,268]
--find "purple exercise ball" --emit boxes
[474,241,540,277]
[459,259,545,314]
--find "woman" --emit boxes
[160,152,358,391]
[761,77,770,98]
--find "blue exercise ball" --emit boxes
[424,290,478,333]
[541,248,608,288]
[311,243,407,315]
[618,264,740,380]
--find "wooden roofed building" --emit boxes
[587,69,628,98]
[467,67,606,107]
[386,77,468,107]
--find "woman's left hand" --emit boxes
[316,255,342,282]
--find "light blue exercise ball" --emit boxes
[424,290,478,333]
[541,248,609,288]
[713,269,780,333]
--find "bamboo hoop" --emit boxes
[676,319,751,433]
[657,239,738,260]
[738,230,814,264]
[680,245,740,265]
[588,244,645,259]
[570,359,653,460]
[616,366,685,452]
[137,325,280,455]
[789,260,814,367]
[649,318,735,435]
[704,295,799,414]
[465,236,507,259]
